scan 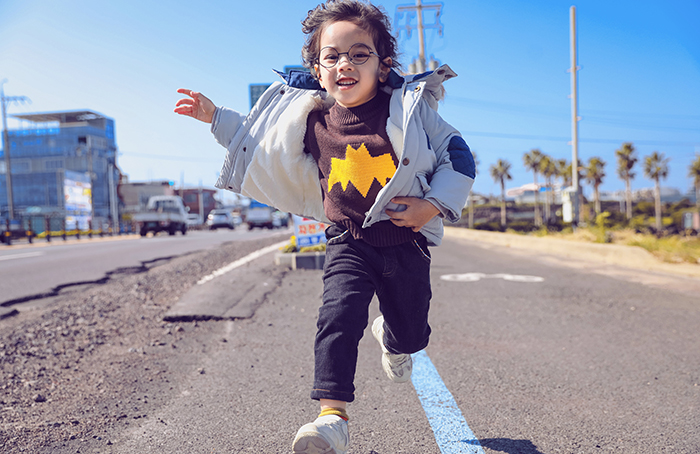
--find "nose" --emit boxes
[337,53,354,68]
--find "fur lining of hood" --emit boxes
[240,93,329,222]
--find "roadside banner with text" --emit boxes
[292,215,327,247]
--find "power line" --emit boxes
[449,96,700,129]
[123,151,221,163]
[459,130,700,147]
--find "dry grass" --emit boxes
[624,234,700,264]
[545,228,700,264]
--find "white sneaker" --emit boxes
[292,414,349,454]
[371,316,412,383]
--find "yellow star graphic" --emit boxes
[327,143,397,198]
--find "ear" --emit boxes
[314,64,325,89]
[378,57,392,83]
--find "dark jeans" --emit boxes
[311,225,432,403]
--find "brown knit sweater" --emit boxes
[305,91,421,247]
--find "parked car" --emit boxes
[186,213,203,227]
[272,210,289,228]
[206,209,236,230]
[133,195,189,236]
[245,200,275,230]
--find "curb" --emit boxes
[274,251,325,270]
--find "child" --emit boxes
[174,1,475,452]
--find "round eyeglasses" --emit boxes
[318,43,381,69]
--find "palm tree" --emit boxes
[556,158,570,188]
[584,157,606,214]
[539,155,557,224]
[523,149,543,226]
[489,159,512,227]
[643,151,670,231]
[468,150,479,228]
[689,154,700,213]
[615,142,638,220]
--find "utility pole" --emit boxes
[569,6,581,226]
[396,0,443,73]
[1,80,30,220]
[86,136,95,222]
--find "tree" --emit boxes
[615,142,638,220]
[523,149,544,226]
[689,154,700,212]
[584,157,606,214]
[556,158,570,188]
[489,159,512,227]
[643,151,670,231]
[539,155,557,224]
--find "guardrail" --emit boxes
[1,217,126,246]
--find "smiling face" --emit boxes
[314,20,392,108]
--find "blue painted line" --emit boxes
[411,350,485,454]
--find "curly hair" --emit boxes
[301,0,400,75]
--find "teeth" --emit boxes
[337,80,356,86]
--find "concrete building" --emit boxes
[0,110,120,228]
[179,187,217,221]
[118,181,175,213]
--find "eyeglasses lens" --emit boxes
[319,44,372,68]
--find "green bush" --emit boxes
[634,201,655,217]
[595,211,614,229]
[507,220,538,233]
[474,221,504,232]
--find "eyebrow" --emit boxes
[321,42,374,52]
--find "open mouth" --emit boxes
[336,79,357,87]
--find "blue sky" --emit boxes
[1,0,698,202]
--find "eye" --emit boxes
[351,51,369,59]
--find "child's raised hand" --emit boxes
[174,89,216,124]
[385,197,440,232]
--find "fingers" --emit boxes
[173,106,193,116]
[391,196,414,205]
[175,98,194,107]
[176,88,194,96]
[385,208,402,219]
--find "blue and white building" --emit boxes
[0,110,121,227]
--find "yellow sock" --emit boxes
[319,407,349,421]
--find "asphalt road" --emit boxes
[103,234,700,453]
[0,227,291,306]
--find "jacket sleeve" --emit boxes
[210,107,247,149]
[418,100,475,222]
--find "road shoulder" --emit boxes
[444,227,700,299]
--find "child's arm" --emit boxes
[174,89,216,124]
[385,197,440,232]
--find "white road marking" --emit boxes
[196,241,288,285]
[0,252,45,262]
[440,272,544,283]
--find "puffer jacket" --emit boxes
[211,64,475,246]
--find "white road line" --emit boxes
[196,241,288,285]
[0,252,45,262]
[440,272,544,283]
[411,350,485,454]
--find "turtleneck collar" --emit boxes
[329,90,389,125]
